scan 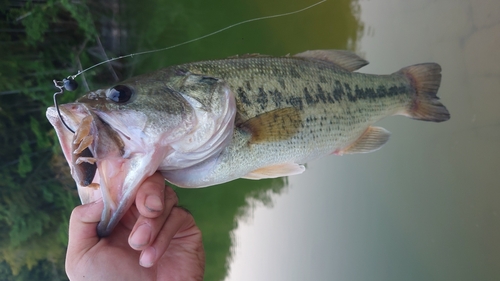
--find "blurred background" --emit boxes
[0,0,498,280]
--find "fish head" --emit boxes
[47,68,236,236]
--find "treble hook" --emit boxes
[53,76,78,134]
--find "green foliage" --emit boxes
[0,0,363,280]
[30,117,51,150]
[17,140,32,178]
[0,260,66,281]
[0,0,98,280]
[21,5,51,44]
[59,0,97,40]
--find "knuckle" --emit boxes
[171,206,195,224]
[164,186,179,205]
[70,204,86,220]
[170,206,188,218]
[176,205,193,216]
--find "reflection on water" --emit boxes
[226,0,500,281]
[174,178,287,281]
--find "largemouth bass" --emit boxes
[46,50,450,236]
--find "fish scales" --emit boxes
[183,57,411,128]
[47,50,449,236]
[170,56,415,184]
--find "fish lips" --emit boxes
[47,104,162,237]
[47,104,122,236]
[47,104,103,204]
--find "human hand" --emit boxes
[65,172,205,281]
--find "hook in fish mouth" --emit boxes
[52,77,88,183]
[47,103,142,237]
[53,78,78,134]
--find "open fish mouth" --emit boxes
[47,104,102,204]
[71,115,99,188]
[47,104,158,237]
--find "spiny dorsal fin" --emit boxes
[239,107,302,144]
[227,53,272,59]
[294,50,369,72]
[339,126,391,155]
[243,162,306,179]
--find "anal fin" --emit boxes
[243,163,305,179]
[339,126,391,155]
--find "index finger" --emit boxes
[135,172,167,219]
[66,199,104,266]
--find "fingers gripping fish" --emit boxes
[47,50,450,236]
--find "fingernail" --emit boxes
[140,247,156,267]
[129,224,151,248]
[145,194,163,212]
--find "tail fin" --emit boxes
[398,63,450,122]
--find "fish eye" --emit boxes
[107,85,134,103]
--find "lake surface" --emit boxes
[93,0,500,280]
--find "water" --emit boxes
[89,0,500,280]
[223,1,500,280]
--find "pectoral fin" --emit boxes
[243,162,306,179]
[338,126,391,155]
[239,107,302,144]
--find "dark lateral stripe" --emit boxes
[288,96,304,110]
[257,87,268,110]
[301,81,409,105]
[271,89,284,107]
[237,87,252,106]
[304,87,314,105]
[333,81,343,102]
[316,84,327,103]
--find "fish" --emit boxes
[46,50,450,236]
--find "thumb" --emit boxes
[67,199,104,259]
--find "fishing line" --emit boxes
[53,0,327,132]
[53,79,76,133]
[73,0,326,79]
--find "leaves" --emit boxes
[21,5,50,45]
[0,0,98,279]
[17,140,32,178]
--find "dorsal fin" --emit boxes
[294,50,369,72]
[227,53,272,59]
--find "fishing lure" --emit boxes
[53,75,79,133]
